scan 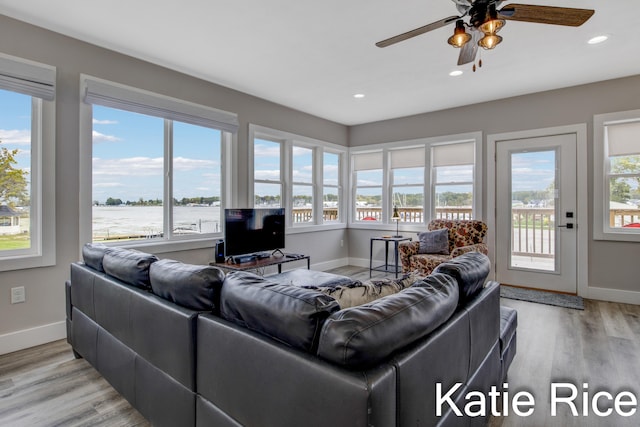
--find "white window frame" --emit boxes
[390,146,426,224]
[431,141,476,220]
[248,124,347,233]
[322,150,343,224]
[352,150,384,223]
[594,109,640,241]
[79,75,236,253]
[349,132,482,233]
[0,54,55,272]
[252,135,285,208]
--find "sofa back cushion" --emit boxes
[432,251,490,303]
[149,259,225,312]
[428,219,487,253]
[102,247,158,289]
[316,273,458,368]
[82,242,109,272]
[220,271,340,353]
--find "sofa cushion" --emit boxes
[102,247,158,289]
[316,273,458,368]
[220,271,340,353]
[82,242,109,272]
[149,259,225,312]
[417,228,449,254]
[304,272,420,309]
[432,252,490,303]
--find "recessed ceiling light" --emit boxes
[449,70,463,77]
[353,93,365,99]
[588,35,608,45]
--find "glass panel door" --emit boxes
[509,150,556,272]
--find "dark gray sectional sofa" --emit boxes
[66,244,517,427]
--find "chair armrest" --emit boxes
[399,241,420,272]
[399,241,420,257]
[451,243,488,258]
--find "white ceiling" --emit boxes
[1,0,639,125]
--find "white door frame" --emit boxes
[487,124,588,296]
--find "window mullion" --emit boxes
[164,119,173,240]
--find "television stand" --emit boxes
[211,253,310,275]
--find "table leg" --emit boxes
[393,241,399,278]
[384,240,390,271]
[369,239,374,277]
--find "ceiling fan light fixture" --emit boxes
[478,34,502,50]
[447,20,471,48]
[479,4,505,35]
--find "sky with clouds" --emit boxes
[92,105,221,204]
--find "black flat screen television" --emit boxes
[224,208,285,257]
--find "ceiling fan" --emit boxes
[376,0,595,67]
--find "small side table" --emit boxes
[370,236,412,278]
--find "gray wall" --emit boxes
[0,15,348,341]
[349,75,640,293]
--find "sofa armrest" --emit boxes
[399,241,420,271]
[451,242,488,258]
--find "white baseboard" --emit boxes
[0,321,66,356]
[586,286,640,305]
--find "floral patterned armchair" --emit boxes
[399,219,488,276]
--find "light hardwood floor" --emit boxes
[2,268,639,426]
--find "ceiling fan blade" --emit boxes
[376,16,459,48]
[457,29,481,65]
[498,4,594,27]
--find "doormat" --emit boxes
[500,285,584,310]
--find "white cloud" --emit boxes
[93,156,164,176]
[173,156,218,171]
[93,182,125,188]
[254,170,280,180]
[92,130,122,143]
[0,129,31,146]
[93,119,118,125]
[254,143,280,157]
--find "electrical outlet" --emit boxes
[340,239,344,247]
[11,286,25,304]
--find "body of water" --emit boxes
[92,206,221,240]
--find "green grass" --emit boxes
[0,234,31,250]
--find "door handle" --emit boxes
[558,223,574,229]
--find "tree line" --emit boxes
[98,196,221,206]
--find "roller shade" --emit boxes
[432,142,474,167]
[83,76,238,133]
[606,121,640,157]
[0,54,55,101]
[390,147,425,168]
[353,151,382,171]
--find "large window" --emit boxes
[253,138,282,207]
[250,124,346,228]
[594,110,640,241]
[350,133,482,230]
[390,147,425,224]
[353,151,383,222]
[81,76,237,249]
[432,142,475,220]
[292,145,314,223]
[323,152,341,222]
[0,54,55,271]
